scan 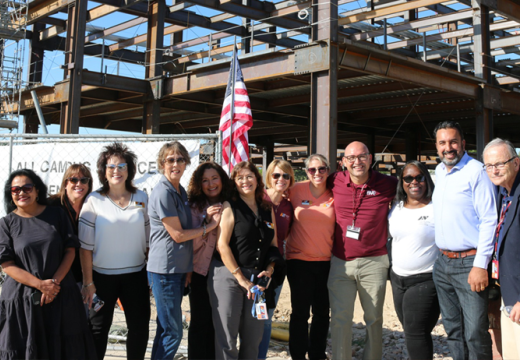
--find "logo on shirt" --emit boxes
[302,200,312,206]
[367,190,376,196]
[280,213,289,218]
[321,198,334,208]
[418,216,429,221]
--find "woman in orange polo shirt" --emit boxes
[286,154,335,360]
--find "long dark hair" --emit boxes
[395,160,434,204]
[48,163,93,206]
[96,142,138,195]
[4,169,48,213]
[230,161,270,210]
[188,162,231,212]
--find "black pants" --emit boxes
[188,272,215,359]
[90,268,150,360]
[390,269,440,360]
[287,259,330,360]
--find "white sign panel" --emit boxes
[0,140,200,217]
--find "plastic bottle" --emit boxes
[500,305,513,317]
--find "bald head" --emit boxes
[343,141,372,184]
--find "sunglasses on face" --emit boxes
[11,184,35,195]
[272,173,290,180]
[307,166,328,175]
[403,175,425,184]
[68,177,90,185]
[106,163,128,171]
[164,157,186,165]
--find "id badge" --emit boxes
[256,303,268,320]
[346,225,361,240]
[491,259,499,279]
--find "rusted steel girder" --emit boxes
[59,0,87,134]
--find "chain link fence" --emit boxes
[0,133,222,356]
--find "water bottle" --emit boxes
[500,305,513,318]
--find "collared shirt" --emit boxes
[433,152,497,269]
[328,170,397,261]
[147,175,193,274]
[263,191,293,256]
[497,186,513,246]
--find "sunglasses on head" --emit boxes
[164,157,186,165]
[307,166,328,175]
[272,173,290,180]
[403,175,425,184]
[11,184,35,195]
[68,177,90,185]
[106,163,128,171]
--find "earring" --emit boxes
[10,199,14,205]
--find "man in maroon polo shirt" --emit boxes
[327,141,397,360]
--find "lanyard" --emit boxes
[495,200,511,240]
[250,286,264,318]
[352,183,367,226]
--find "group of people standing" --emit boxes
[0,119,519,360]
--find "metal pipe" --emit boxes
[216,130,223,165]
[383,18,387,51]
[8,136,13,174]
[30,90,48,134]
[228,36,237,174]
[251,21,254,53]
[457,43,461,72]
[422,33,427,62]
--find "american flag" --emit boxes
[218,46,252,174]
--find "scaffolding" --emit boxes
[0,0,28,128]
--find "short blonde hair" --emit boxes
[265,159,295,189]
[304,154,330,169]
[157,141,191,174]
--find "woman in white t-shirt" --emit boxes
[79,142,151,360]
[388,160,440,360]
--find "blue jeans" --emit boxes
[148,272,186,360]
[258,282,284,359]
[432,254,492,360]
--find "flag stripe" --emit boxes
[218,47,252,173]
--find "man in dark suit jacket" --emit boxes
[483,138,520,359]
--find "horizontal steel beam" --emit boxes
[479,0,520,24]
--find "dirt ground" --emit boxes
[262,279,453,360]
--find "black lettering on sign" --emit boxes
[138,162,147,175]
[41,161,49,172]
[148,162,157,174]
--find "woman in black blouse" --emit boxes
[208,161,283,360]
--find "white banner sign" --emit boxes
[0,140,200,217]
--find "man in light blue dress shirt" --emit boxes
[432,121,497,360]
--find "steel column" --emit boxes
[143,0,166,134]
[59,0,87,134]
[473,0,493,158]
[309,0,338,162]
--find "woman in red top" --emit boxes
[258,159,295,359]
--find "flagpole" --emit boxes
[228,36,237,174]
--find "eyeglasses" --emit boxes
[307,166,328,175]
[272,173,290,180]
[344,153,369,163]
[483,157,516,171]
[106,163,128,171]
[403,175,425,184]
[11,184,35,195]
[68,177,90,185]
[164,157,186,165]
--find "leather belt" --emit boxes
[440,249,477,259]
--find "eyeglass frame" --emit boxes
[483,157,517,172]
[272,173,291,180]
[403,174,426,184]
[306,166,328,175]
[67,177,90,185]
[343,153,370,163]
[106,163,128,171]
[11,184,36,195]
[163,157,186,165]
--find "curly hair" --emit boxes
[48,163,93,206]
[4,169,48,213]
[188,162,231,212]
[96,142,138,195]
[230,161,270,211]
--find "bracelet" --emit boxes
[82,282,94,288]
[231,267,240,275]
[202,222,207,237]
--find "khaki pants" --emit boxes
[501,299,520,360]
[327,255,389,360]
